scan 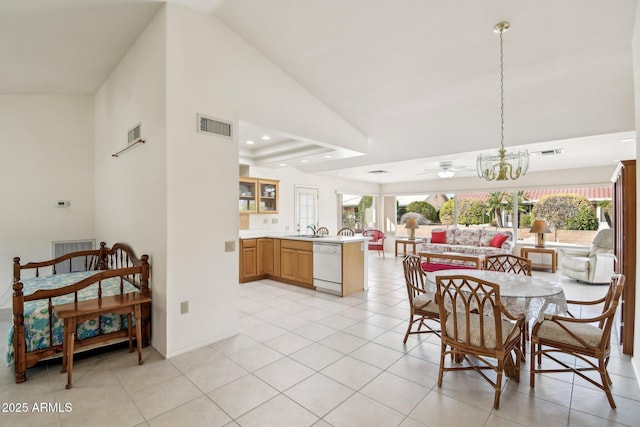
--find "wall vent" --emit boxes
[52,239,96,273]
[531,148,564,156]
[368,170,390,174]
[197,114,232,138]
[128,123,141,144]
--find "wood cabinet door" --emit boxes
[280,248,297,281]
[258,238,274,276]
[241,246,258,280]
[297,250,314,285]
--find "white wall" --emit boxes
[162,4,369,357]
[244,166,380,234]
[0,95,95,308]
[94,8,169,353]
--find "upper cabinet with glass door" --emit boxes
[258,179,279,213]
[239,177,279,214]
[239,178,257,213]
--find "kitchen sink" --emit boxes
[284,234,326,238]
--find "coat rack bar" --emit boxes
[112,138,146,157]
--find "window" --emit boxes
[339,193,377,232]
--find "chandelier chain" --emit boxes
[499,27,505,151]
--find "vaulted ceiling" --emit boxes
[1,0,636,183]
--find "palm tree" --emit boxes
[504,191,530,226]
[486,191,507,227]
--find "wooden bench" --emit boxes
[53,292,152,389]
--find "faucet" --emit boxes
[307,224,317,235]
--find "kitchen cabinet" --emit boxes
[239,178,257,213]
[280,240,313,288]
[240,238,275,282]
[239,177,279,214]
[258,179,279,213]
[239,239,258,282]
[258,238,273,276]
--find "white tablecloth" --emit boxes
[425,269,568,323]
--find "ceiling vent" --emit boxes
[128,123,141,144]
[368,170,390,174]
[198,114,232,138]
[531,148,564,156]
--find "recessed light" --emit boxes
[261,135,271,140]
[620,138,635,143]
[300,159,309,163]
[245,140,255,145]
[323,155,332,158]
[279,163,287,167]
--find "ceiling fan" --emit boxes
[418,161,468,178]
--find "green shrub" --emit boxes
[532,194,597,230]
[405,201,438,222]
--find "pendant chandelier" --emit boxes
[476,21,529,181]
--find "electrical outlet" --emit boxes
[180,301,189,314]
[263,218,269,224]
[225,241,235,252]
[271,218,278,224]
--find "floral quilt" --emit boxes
[6,271,139,365]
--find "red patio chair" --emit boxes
[363,229,386,258]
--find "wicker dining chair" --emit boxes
[530,274,624,408]
[484,254,532,276]
[316,227,330,236]
[336,227,355,236]
[436,274,525,410]
[402,255,440,343]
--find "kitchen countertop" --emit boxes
[239,231,369,243]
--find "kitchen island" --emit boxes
[239,233,369,297]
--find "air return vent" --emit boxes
[368,170,390,174]
[52,239,96,273]
[197,114,232,138]
[128,123,141,144]
[531,148,564,156]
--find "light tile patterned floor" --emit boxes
[2,255,640,426]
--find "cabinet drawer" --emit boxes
[242,239,257,248]
[280,239,312,251]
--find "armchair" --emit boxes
[363,229,386,258]
[559,228,615,284]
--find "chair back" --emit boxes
[590,228,614,254]
[316,227,329,236]
[599,274,624,331]
[337,227,355,236]
[485,254,532,276]
[402,255,426,303]
[363,229,385,243]
[436,275,521,352]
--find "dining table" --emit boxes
[424,269,569,324]
[424,269,569,375]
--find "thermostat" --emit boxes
[56,201,70,208]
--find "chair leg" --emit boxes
[403,314,414,344]
[599,359,616,409]
[494,365,503,410]
[530,343,536,388]
[438,342,448,388]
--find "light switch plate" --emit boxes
[225,241,235,252]
[180,301,189,314]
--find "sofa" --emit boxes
[420,228,515,256]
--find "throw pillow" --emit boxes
[489,233,509,248]
[431,231,446,244]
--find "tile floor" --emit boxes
[2,255,640,426]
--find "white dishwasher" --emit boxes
[313,242,342,295]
